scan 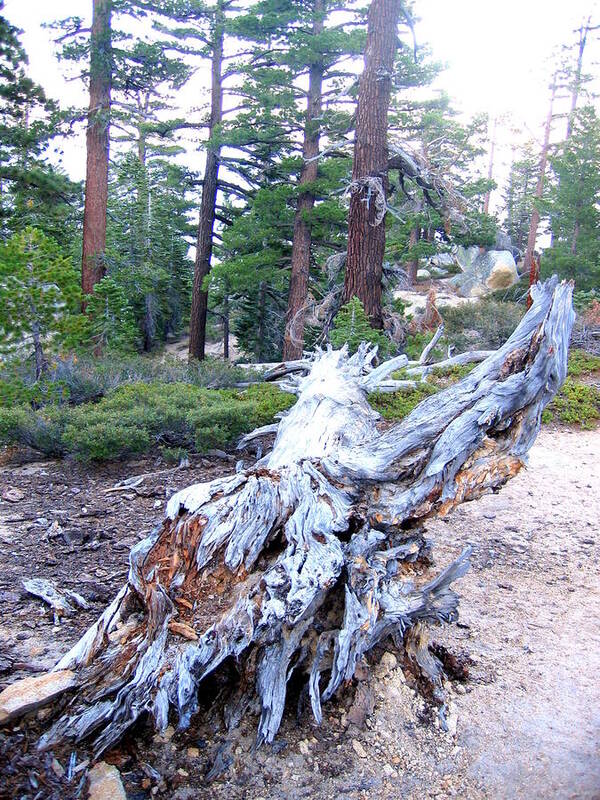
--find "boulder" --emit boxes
[429,252,455,268]
[456,245,480,272]
[416,268,431,281]
[429,266,448,278]
[451,250,518,298]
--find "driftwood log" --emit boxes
[0,279,574,758]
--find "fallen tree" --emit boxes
[0,279,574,760]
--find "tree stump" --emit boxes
[0,279,574,758]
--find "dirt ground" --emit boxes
[0,425,598,800]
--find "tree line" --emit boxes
[0,0,598,370]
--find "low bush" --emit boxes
[567,349,600,378]
[542,378,600,428]
[0,382,293,461]
[441,299,525,353]
[369,383,439,421]
[0,354,261,410]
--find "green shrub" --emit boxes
[369,383,439,421]
[0,381,293,461]
[442,299,525,353]
[403,331,440,361]
[567,349,600,378]
[330,297,393,356]
[0,406,69,455]
[542,378,600,428]
[0,354,262,411]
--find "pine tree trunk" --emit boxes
[223,292,230,360]
[31,319,48,380]
[189,3,224,361]
[343,0,402,328]
[524,81,555,286]
[406,226,419,285]
[282,0,324,361]
[81,0,112,301]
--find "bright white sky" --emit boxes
[4,0,600,211]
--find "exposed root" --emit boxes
[0,279,575,762]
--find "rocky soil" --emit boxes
[0,425,598,800]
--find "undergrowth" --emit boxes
[1,343,598,462]
[0,382,293,461]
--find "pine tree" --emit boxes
[503,144,538,254]
[84,275,139,351]
[81,0,113,299]
[0,228,81,377]
[543,106,600,291]
[329,296,390,354]
[0,5,80,246]
[209,0,361,361]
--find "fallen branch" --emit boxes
[22,579,89,625]
[0,279,574,764]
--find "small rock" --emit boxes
[298,740,310,756]
[352,739,367,759]
[380,651,397,672]
[163,725,175,741]
[187,747,200,759]
[2,488,25,503]
[445,708,458,736]
[347,684,375,727]
[87,762,127,800]
[382,764,397,778]
[154,499,162,509]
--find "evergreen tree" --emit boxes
[0,5,80,246]
[502,144,538,254]
[0,228,81,377]
[208,0,362,361]
[543,106,600,290]
[84,275,139,351]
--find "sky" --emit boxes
[4,0,600,210]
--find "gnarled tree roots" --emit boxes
[1,279,574,759]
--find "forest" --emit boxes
[0,1,599,799]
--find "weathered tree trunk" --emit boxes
[343,0,402,328]
[282,0,324,360]
[524,81,555,282]
[566,17,594,141]
[0,280,574,759]
[81,0,112,302]
[189,2,225,361]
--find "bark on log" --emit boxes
[0,279,574,759]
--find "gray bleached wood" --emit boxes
[0,279,574,760]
